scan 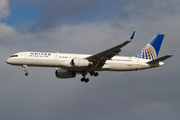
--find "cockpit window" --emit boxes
[10,55,18,57]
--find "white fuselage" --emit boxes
[6,52,164,72]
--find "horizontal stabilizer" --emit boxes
[147,54,173,64]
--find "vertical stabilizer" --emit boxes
[135,34,164,60]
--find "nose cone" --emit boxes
[6,59,9,64]
[6,58,11,64]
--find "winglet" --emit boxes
[130,31,135,40]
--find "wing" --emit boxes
[86,31,135,69]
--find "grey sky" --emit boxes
[0,0,180,120]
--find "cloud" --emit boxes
[0,22,133,54]
[0,23,17,44]
[36,0,111,30]
[0,0,9,20]
[9,0,180,31]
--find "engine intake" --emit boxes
[55,69,76,79]
[71,58,92,67]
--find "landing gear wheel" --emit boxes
[90,72,94,76]
[85,78,89,83]
[81,78,85,82]
[23,65,29,76]
[81,78,89,83]
[94,72,99,77]
[25,72,29,76]
[90,71,99,77]
[80,71,90,83]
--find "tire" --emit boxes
[94,72,99,77]
[85,78,89,83]
[25,72,29,76]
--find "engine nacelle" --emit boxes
[71,58,92,67]
[55,69,76,79]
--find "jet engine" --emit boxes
[71,58,92,67]
[55,69,76,79]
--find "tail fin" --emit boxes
[135,34,164,60]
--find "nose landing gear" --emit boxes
[22,65,29,76]
[25,72,29,76]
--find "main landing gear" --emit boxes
[81,77,89,83]
[22,65,29,76]
[80,71,99,83]
[90,71,99,77]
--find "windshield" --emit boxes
[10,55,18,58]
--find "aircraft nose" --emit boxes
[6,58,11,64]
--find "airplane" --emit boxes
[6,31,173,83]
